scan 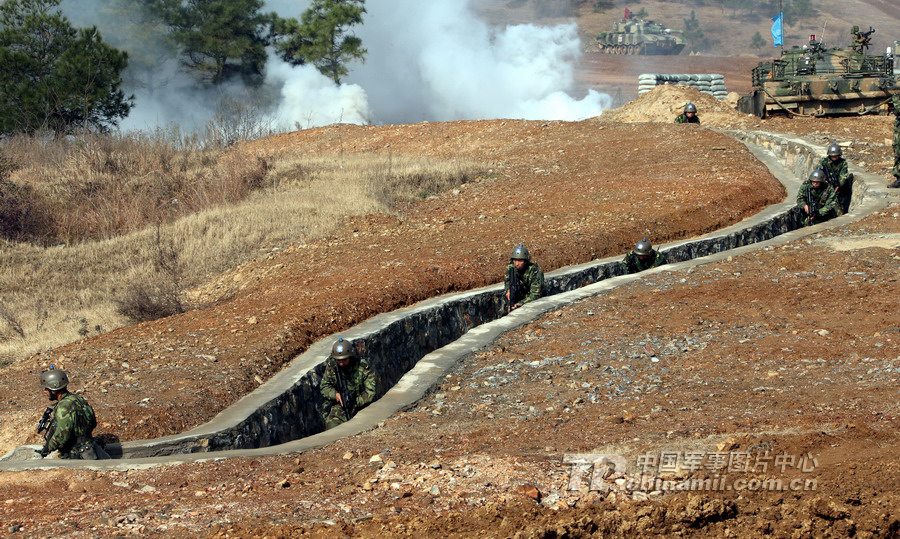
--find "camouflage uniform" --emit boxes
[891,95,900,187]
[623,250,667,274]
[819,156,852,214]
[504,262,544,307]
[796,180,838,225]
[674,113,700,124]
[43,393,105,459]
[320,358,377,430]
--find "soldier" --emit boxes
[38,367,108,459]
[890,95,900,189]
[505,243,544,311]
[819,142,853,214]
[622,238,667,274]
[320,338,377,430]
[797,168,838,226]
[675,103,700,124]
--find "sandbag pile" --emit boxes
[638,74,728,100]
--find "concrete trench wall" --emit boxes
[3,130,873,467]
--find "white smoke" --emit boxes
[268,58,371,129]
[61,0,608,131]
[349,1,610,123]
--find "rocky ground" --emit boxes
[0,121,783,450]
[1,87,899,537]
[0,206,895,538]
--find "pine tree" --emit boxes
[154,0,273,86]
[274,0,366,84]
[0,0,132,135]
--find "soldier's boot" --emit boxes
[888,177,900,188]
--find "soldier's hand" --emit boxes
[335,392,343,406]
[511,302,522,311]
[505,290,510,301]
[803,204,810,214]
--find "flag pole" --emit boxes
[780,0,784,55]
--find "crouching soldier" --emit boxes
[505,243,544,312]
[623,238,667,274]
[675,102,700,124]
[38,367,108,459]
[819,142,853,214]
[320,338,377,430]
[797,168,838,226]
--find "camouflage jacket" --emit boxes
[44,393,97,456]
[674,113,700,124]
[623,250,667,274]
[320,358,377,417]
[818,157,850,189]
[796,181,837,219]
[505,262,544,306]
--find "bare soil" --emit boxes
[0,205,895,538]
[0,121,783,451]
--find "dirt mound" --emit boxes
[599,85,756,128]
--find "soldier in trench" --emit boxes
[504,243,544,312]
[819,142,853,214]
[890,95,900,189]
[622,238,667,274]
[37,367,109,460]
[674,102,700,124]
[797,168,838,226]
[320,338,377,430]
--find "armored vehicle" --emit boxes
[737,26,898,118]
[596,9,685,55]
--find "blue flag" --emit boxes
[771,12,784,47]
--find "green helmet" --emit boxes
[809,168,825,183]
[633,238,653,256]
[40,368,68,391]
[331,338,354,360]
[684,102,697,114]
[826,142,842,157]
[510,243,530,261]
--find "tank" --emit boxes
[737,27,899,118]
[596,9,685,55]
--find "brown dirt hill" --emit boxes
[597,85,755,127]
[0,120,784,451]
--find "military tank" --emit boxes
[596,9,685,55]
[737,26,899,118]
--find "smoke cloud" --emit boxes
[60,0,608,131]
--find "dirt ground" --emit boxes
[0,205,895,538]
[0,121,784,451]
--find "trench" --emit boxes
[0,130,893,470]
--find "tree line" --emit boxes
[0,0,367,136]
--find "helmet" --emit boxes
[827,142,842,157]
[684,102,697,114]
[510,243,530,261]
[40,368,68,391]
[809,168,825,183]
[330,338,354,360]
[633,238,653,256]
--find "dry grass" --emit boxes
[0,151,484,363]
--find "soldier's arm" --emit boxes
[522,266,544,304]
[44,400,75,454]
[819,188,838,216]
[796,183,808,208]
[838,161,850,185]
[622,253,635,274]
[355,365,378,409]
[504,264,511,292]
[674,115,684,124]
[654,251,668,268]
[319,363,338,401]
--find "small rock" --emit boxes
[278,479,291,489]
[137,485,156,494]
[429,486,441,496]
[369,454,383,464]
[363,482,373,491]
[247,316,258,325]
[519,484,541,502]
[343,451,354,460]
[194,491,206,497]
[816,329,830,336]
[717,438,739,451]
[9,524,22,533]
[428,460,442,469]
